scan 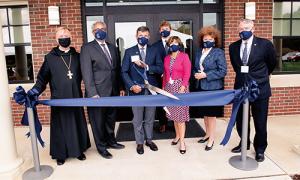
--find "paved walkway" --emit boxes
[1,115,299,180]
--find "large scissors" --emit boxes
[133,61,180,115]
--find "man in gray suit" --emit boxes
[80,21,125,159]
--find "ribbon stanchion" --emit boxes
[13,87,53,180]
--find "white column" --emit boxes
[0,18,23,173]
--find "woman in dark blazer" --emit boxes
[193,26,227,151]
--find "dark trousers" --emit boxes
[87,107,117,151]
[236,98,269,154]
[157,107,168,126]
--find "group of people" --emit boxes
[30,18,276,165]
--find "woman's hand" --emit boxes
[194,72,207,80]
[179,86,186,93]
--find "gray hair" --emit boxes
[240,19,254,27]
[92,21,107,31]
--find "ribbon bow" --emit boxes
[220,80,260,145]
[13,86,45,147]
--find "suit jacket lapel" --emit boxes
[145,45,150,64]
[92,40,112,68]
[236,40,243,66]
[159,40,167,57]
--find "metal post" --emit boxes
[229,96,258,171]
[22,107,53,180]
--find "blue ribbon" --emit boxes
[13,80,259,147]
[13,86,45,147]
[220,80,259,145]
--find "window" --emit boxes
[1,5,33,83]
[273,1,300,73]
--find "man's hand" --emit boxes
[131,85,142,94]
[92,94,100,98]
[179,86,186,93]
[134,60,148,68]
[120,90,125,96]
[194,72,207,80]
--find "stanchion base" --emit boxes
[229,155,258,171]
[22,165,53,180]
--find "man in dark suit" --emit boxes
[80,21,125,159]
[152,21,172,133]
[122,26,163,155]
[229,19,276,162]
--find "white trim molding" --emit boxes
[270,74,300,88]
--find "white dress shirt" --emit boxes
[240,35,254,63]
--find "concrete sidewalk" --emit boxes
[0,115,299,180]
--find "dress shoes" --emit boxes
[198,137,209,143]
[98,149,113,159]
[108,143,125,149]
[255,153,265,162]
[231,144,250,153]
[159,125,166,133]
[77,153,86,161]
[136,144,144,155]
[171,138,180,145]
[205,141,214,151]
[145,141,158,151]
[179,142,186,154]
[56,159,65,165]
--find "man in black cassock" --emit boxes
[30,27,90,165]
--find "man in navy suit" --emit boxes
[122,26,163,155]
[152,21,172,133]
[229,19,276,162]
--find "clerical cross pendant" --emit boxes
[67,70,73,79]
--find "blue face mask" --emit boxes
[203,41,215,48]
[169,44,180,52]
[95,29,107,40]
[160,30,170,38]
[239,30,252,40]
[137,37,149,46]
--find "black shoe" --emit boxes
[205,142,214,151]
[56,159,65,165]
[198,137,209,143]
[255,153,265,162]
[108,143,125,149]
[231,144,250,153]
[145,141,158,151]
[77,153,86,161]
[159,125,166,133]
[98,149,113,159]
[171,138,180,145]
[179,142,186,154]
[136,144,144,155]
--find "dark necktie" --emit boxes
[242,42,248,65]
[140,47,146,62]
[101,44,112,65]
[164,41,169,55]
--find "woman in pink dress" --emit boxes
[163,36,191,154]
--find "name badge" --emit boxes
[241,66,249,73]
[131,55,140,62]
[169,77,174,84]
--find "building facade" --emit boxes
[0,0,299,126]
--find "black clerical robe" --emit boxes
[33,47,90,160]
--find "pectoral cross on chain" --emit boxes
[67,70,73,79]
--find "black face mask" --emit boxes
[58,38,71,48]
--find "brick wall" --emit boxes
[223,0,300,117]
[12,0,83,126]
